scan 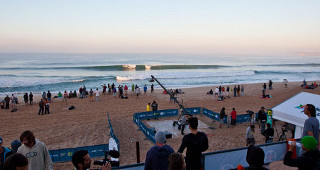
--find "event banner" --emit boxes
[204,142,287,170]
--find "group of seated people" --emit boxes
[302,81,318,89]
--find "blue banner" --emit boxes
[236,114,251,123]
[203,108,227,124]
[117,142,288,170]
[108,113,120,150]
[50,144,108,163]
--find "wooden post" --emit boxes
[136,141,140,163]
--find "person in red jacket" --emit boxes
[231,108,237,127]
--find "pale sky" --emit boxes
[0,0,319,56]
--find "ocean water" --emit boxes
[0,53,319,96]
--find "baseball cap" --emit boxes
[0,137,3,144]
[301,136,318,151]
[155,131,166,144]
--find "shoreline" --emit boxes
[1,79,319,98]
[1,79,320,169]
[1,79,319,102]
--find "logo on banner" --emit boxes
[265,150,277,163]
[222,164,234,170]
[295,104,307,110]
[295,104,320,116]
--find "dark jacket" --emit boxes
[219,110,226,119]
[258,110,267,122]
[144,145,174,170]
[284,150,320,170]
[178,132,208,170]
[262,128,274,141]
[1,147,12,168]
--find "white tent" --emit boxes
[272,92,320,139]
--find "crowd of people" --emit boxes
[207,85,246,101]
[0,83,157,116]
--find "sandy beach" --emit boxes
[1,80,320,169]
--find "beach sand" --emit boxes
[1,80,319,169]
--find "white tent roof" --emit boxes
[272,92,320,128]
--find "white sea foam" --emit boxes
[72,79,85,83]
[123,65,136,69]
[145,65,152,70]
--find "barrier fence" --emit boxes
[133,107,201,144]
[49,144,109,163]
[134,107,251,144]
[108,112,120,150]
[49,112,119,163]
[116,141,289,170]
[203,108,228,124]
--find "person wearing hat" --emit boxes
[0,136,12,170]
[258,107,267,134]
[284,136,320,169]
[145,131,174,170]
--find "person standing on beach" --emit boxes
[95,88,100,102]
[89,89,93,102]
[63,90,68,101]
[83,86,87,98]
[47,91,51,102]
[23,93,28,105]
[181,114,187,135]
[29,92,33,105]
[124,85,128,95]
[151,101,158,111]
[38,99,44,115]
[215,87,219,97]
[147,103,151,112]
[219,107,226,128]
[241,85,244,96]
[79,87,83,98]
[44,99,50,114]
[151,84,154,93]
[103,84,107,95]
[231,108,237,127]
[268,80,273,90]
[135,86,140,99]
[17,130,53,170]
[302,104,319,142]
[4,95,10,110]
[132,84,135,94]
[178,117,208,170]
[42,92,46,99]
[237,85,240,97]
[226,86,230,98]
[263,83,267,91]
[11,94,16,109]
[258,107,267,133]
[246,125,255,146]
[233,86,237,97]
[144,84,147,94]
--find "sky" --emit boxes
[0,0,319,56]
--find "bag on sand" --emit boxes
[11,108,17,112]
[69,106,75,110]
